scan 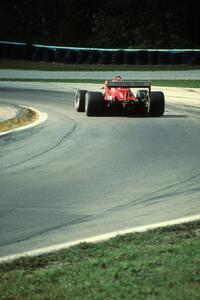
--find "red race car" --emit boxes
[74,75,165,117]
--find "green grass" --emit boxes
[1,78,200,88]
[151,80,200,88]
[0,59,200,71]
[0,221,200,300]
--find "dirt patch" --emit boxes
[0,107,39,132]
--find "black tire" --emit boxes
[23,43,34,60]
[149,91,165,117]
[170,52,183,65]
[63,50,77,64]
[123,51,136,64]
[111,50,124,65]
[85,92,103,116]
[77,50,89,64]
[135,50,148,65]
[0,43,12,59]
[87,50,99,64]
[11,44,24,60]
[32,47,46,61]
[158,51,170,65]
[148,51,158,65]
[43,48,55,62]
[55,49,66,63]
[74,90,87,112]
[188,52,200,65]
[182,51,194,64]
[98,51,112,64]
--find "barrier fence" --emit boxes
[0,41,200,65]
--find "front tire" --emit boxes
[74,90,87,112]
[85,92,103,116]
[149,91,165,117]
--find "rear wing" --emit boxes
[107,81,151,89]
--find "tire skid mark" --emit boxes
[0,214,91,248]
[101,172,200,214]
[0,113,78,172]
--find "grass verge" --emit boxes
[0,221,200,300]
[0,60,200,71]
[1,78,200,88]
[0,107,39,133]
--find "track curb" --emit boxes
[0,105,48,136]
[0,214,199,264]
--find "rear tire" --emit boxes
[149,91,165,117]
[74,90,87,112]
[85,92,103,116]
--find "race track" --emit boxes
[0,82,200,257]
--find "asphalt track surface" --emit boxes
[0,82,200,257]
[1,69,200,80]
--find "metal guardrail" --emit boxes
[0,41,200,65]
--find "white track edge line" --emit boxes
[0,214,200,263]
[0,105,48,136]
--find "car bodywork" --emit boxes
[74,76,165,117]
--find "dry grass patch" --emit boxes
[0,107,39,132]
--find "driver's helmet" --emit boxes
[112,75,123,82]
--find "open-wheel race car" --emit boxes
[74,75,165,117]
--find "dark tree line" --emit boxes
[0,0,199,48]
